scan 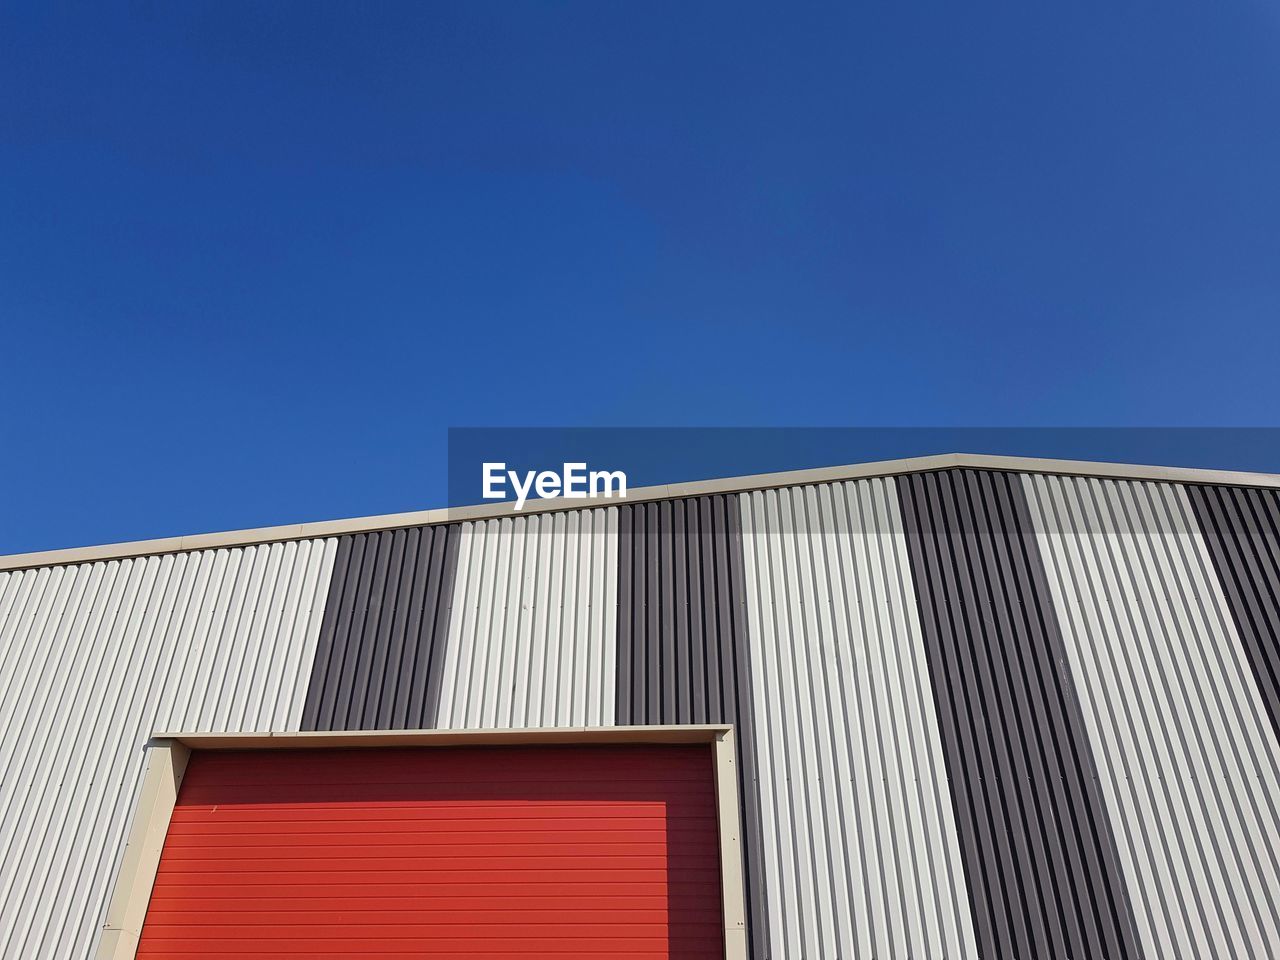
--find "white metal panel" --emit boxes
[0,538,337,960]
[436,508,619,728]
[1024,474,1280,960]
[739,479,978,960]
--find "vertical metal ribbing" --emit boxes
[434,509,619,729]
[1187,483,1280,741]
[1027,474,1280,960]
[615,495,769,960]
[897,468,1144,960]
[300,523,461,731]
[0,539,337,960]
[740,479,979,960]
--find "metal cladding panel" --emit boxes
[897,469,1142,960]
[1186,483,1280,740]
[435,508,619,728]
[0,538,336,960]
[136,744,724,958]
[615,495,768,960]
[301,524,461,731]
[1024,474,1280,959]
[740,479,979,960]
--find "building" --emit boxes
[2,453,1279,960]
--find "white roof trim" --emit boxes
[3,452,1278,572]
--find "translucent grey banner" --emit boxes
[446,427,1280,533]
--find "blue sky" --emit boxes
[3,2,1279,553]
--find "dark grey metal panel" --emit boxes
[616,495,768,960]
[301,523,461,731]
[897,468,1144,960]
[1188,483,1280,740]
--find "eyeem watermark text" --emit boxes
[482,462,628,510]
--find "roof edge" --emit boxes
[4,452,1279,572]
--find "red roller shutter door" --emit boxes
[136,744,724,959]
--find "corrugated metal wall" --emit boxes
[435,509,619,728]
[302,525,461,730]
[1187,484,1280,740]
[7,463,1280,959]
[0,538,336,960]
[740,479,978,960]
[1025,474,1280,959]
[615,495,768,960]
[897,469,1143,960]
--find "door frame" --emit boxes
[97,724,747,960]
